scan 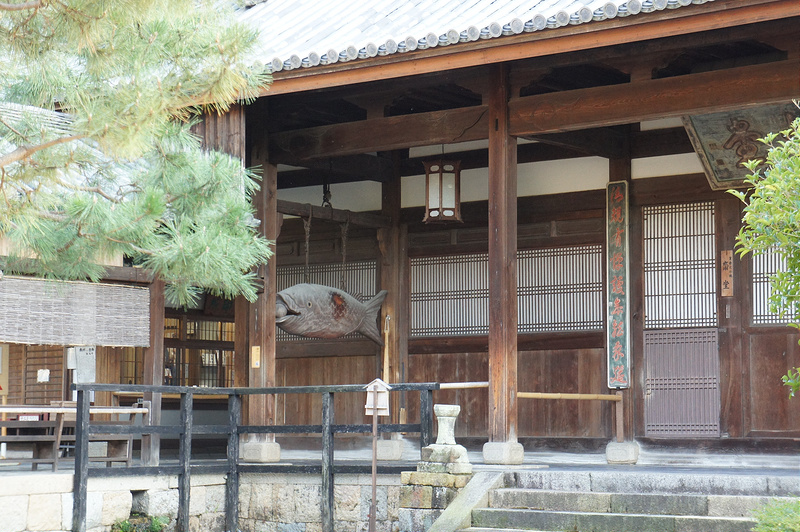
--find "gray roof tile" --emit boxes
[241,0,713,73]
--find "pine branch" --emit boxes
[0,134,86,169]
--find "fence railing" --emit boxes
[70,382,440,532]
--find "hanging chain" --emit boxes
[339,216,349,291]
[303,206,312,284]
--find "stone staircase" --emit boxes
[460,468,799,532]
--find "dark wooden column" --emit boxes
[141,279,165,465]
[379,151,409,420]
[609,125,634,441]
[486,63,519,449]
[248,161,279,434]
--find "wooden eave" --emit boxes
[261,0,798,96]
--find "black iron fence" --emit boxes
[70,382,439,532]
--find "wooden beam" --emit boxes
[261,0,797,95]
[509,59,800,136]
[526,127,626,159]
[269,106,489,161]
[272,153,393,182]
[268,59,797,160]
[277,199,391,228]
[487,63,519,443]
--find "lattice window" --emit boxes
[643,202,717,329]
[411,253,490,337]
[518,245,604,333]
[752,249,794,325]
[276,260,378,341]
[410,246,604,337]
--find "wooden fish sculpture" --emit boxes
[275,283,388,345]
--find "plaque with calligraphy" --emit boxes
[607,181,630,389]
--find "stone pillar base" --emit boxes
[240,441,281,463]
[482,441,524,465]
[606,441,639,464]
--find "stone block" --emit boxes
[28,493,62,531]
[400,485,433,509]
[241,441,281,463]
[85,491,104,530]
[273,484,296,522]
[205,484,226,514]
[708,495,772,517]
[401,472,456,488]
[102,491,133,526]
[249,483,275,521]
[446,462,473,475]
[189,485,206,516]
[62,492,74,532]
[606,441,640,464]
[361,485,389,521]
[333,484,361,522]
[398,507,442,532]
[294,484,321,522]
[277,522,306,532]
[416,462,448,473]
[482,441,524,464]
[420,444,468,464]
[146,489,179,518]
[1,495,27,532]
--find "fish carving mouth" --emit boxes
[276,294,301,323]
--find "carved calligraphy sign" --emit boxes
[607,181,630,389]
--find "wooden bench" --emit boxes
[0,404,149,471]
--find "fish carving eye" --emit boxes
[306,301,313,308]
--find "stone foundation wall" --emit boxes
[0,472,401,532]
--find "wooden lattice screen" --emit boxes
[752,249,792,325]
[410,245,604,337]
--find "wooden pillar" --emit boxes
[379,151,409,420]
[484,63,522,463]
[141,279,165,466]
[240,160,281,461]
[609,125,633,441]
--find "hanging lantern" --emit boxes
[423,159,462,223]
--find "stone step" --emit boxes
[513,469,800,497]
[490,488,777,517]
[471,507,756,532]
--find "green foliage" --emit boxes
[0,0,272,305]
[730,107,800,398]
[752,499,800,532]
[111,514,167,532]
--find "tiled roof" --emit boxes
[241,0,713,74]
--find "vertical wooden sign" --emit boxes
[720,250,734,297]
[607,181,630,389]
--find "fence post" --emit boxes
[321,392,334,532]
[226,393,241,532]
[72,388,90,532]
[420,389,433,448]
[177,391,193,531]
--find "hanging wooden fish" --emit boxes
[276,283,388,345]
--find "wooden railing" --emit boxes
[70,382,440,532]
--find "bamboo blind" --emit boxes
[0,276,150,347]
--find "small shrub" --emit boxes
[752,499,800,532]
[111,514,167,532]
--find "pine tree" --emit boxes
[0,0,272,305]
